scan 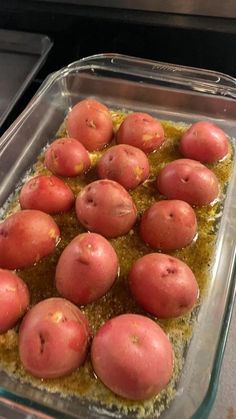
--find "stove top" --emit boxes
[0,0,235,133]
[35,0,236,19]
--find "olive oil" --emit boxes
[0,111,233,417]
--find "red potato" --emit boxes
[91,314,173,400]
[140,200,197,251]
[45,138,91,177]
[116,112,165,154]
[19,298,90,379]
[67,98,113,151]
[76,179,137,238]
[56,233,119,305]
[129,253,199,318]
[97,144,150,190]
[0,210,60,269]
[179,121,229,163]
[19,175,74,214]
[0,269,30,334]
[157,158,219,206]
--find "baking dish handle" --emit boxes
[32,53,236,101]
[2,52,236,152]
[68,53,236,98]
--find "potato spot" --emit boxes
[133,166,143,179]
[29,178,39,190]
[51,311,64,323]
[142,133,153,142]
[75,163,84,174]
[130,335,139,345]
[86,119,96,129]
[5,287,16,293]
[48,228,57,239]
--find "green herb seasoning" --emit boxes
[0,110,233,417]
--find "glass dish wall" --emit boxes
[1,54,236,419]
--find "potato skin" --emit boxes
[19,175,75,214]
[0,210,60,269]
[0,269,30,334]
[97,144,150,190]
[56,233,119,305]
[45,138,91,177]
[140,200,197,251]
[179,121,229,163]
[19,298,90,379]
[129,253,199,318]
[91,314,173,400]
[116,112,164,154]
[157,158,219,206]
[76,179,137,238]
[67,99,113,151]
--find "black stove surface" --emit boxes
[0,2,236,419]
[0,1,236,129]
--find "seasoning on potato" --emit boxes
[116,112,165,153]
[0,210,60,269]
[179,121,229,163]
[19,298,90,379]
[97,144,150,190]
[129,253,199,318]
[91,314,174,400]
[19,175,75,214]
[0,269,30,334]
[45,137,91,177]
[75,179,137,238]
[156,158,219,206]
[55,233,119,305]
[67,98,113,151]
[140,199,197,251]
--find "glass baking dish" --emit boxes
[1,53,236,419]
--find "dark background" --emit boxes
[0,2,236,418]
[1,0,236,132]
